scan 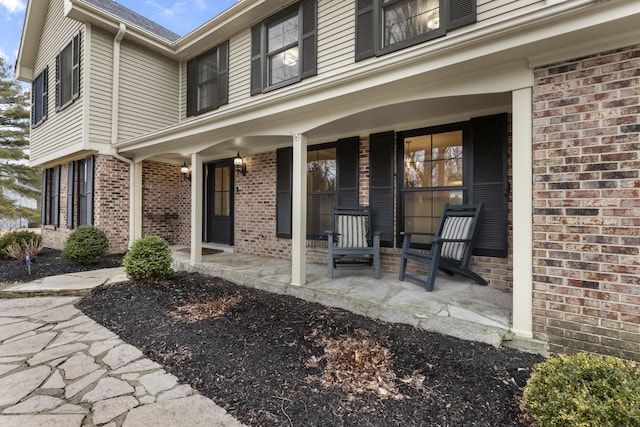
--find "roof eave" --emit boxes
[15,0,47,82]
[65,0,175,56]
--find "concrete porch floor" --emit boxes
[172,246,531,350]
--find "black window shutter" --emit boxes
[41,170,47,224]
[471,113,508,257]
[276,147,293,238]
[337,137,359,207]
[52,166,61,227]
[448,0,477,30]
[31,80,36,126]
[250,24,263,95]
[186,59,196,117]
[55,54,60,109]
[355,0,374,61]
[369,131,395,247]
[72,32,80,100]
[42,67,48,122]
[218,41,229,106]
[301,0,317,79]
[67,161,74,228]
[85,155,94,225]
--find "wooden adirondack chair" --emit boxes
[326,206,381,279]
[399,203,487,291]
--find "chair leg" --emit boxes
[424,243,442,292]
[327,246,334,278]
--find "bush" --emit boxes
[123,235,173,284]
[0,230,42,260]
[5,235,43,261]
[521,352,640,426]
[62,225,109,264]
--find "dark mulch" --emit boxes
[76,272,544,426]
[0,248,124,285]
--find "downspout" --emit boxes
[110,23,136,248]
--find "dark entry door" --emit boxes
[204,160,234,245]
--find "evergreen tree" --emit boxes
[0,55,40,228]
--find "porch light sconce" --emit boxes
[234,151,247,176]
[180,162,191,181]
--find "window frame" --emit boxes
[56,31,81,111]
[276,137,359,240]
[66,156,94,229]
[306,142,339,239]
[396,114,508,257]
[397,122,471,248]
[41,166,60,227]
[356,0,476,60]
[377,0,446,56]
[251,0,317,95]
[186,41,229,117]
[31,67,48,128]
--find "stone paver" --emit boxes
[0,296,247,427]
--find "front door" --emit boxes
[204,160,234,245]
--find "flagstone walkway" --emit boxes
[0,296,245,427]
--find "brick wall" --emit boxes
[93,155,130,253]
[532,44,640,360]
[41,155,131,253]
[142,161,190,245]
[234,136,514,290]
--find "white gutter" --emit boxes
[110,23,136,249]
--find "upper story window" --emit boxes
[31,67,48,128]
[251,0,317,94]
[356,0,476,60]
[186,41,229,117]
[56,32,81,111]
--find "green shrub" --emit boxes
[123,235,173,284]
[0,230,41,259]
[62,225,109,264]
[521,352,640,426]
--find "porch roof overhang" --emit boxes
[112,0,640,164]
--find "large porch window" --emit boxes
[402,130,464,244]
[398,114,508,257]
[307,146,336,238]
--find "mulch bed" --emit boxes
[76,272,544,426]
[0,247,124,285]
[1,249,544,425]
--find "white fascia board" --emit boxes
[15,0,47,82]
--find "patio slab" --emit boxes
[173,248,518,348]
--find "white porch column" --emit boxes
[291,133,307,286]
[190,154,203,265]
[511,87,534,338]
[133,161,143,241]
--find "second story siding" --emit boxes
[30,0,84,165]
[88,26,114,145]
[118,39,180,142]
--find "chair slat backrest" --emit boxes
[333,206,371,248]
[440,216,473,260]
[435,204,482,264]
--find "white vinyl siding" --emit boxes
[228,31,252,107]
[30,0,84,166]
[88,26,113,145]
[477,0,544,23]
[317,0,355,75]
[118,40,180,142]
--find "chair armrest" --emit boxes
[401,231,432,237]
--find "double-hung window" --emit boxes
[398,114,509,257]
[31,67,48,127]
[356,0,476,60]
[66,156,94,228]
[56,32,81,110]
[251,0,317,94]
[276,138,359,239]
[186,41,229,117]
[41,166,61,227]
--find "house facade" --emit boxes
[16,0,640,360]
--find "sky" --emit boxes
[0,0,238,69]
